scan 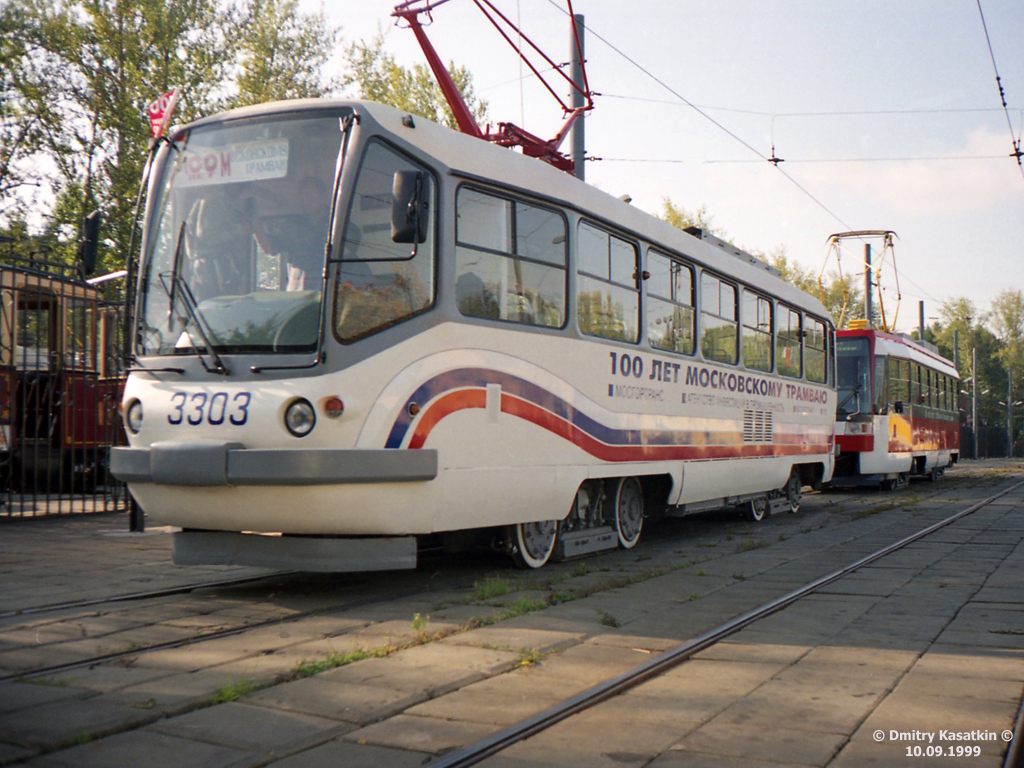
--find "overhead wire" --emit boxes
[539,0,856,231]
[535,0,971,324]
[975,0,1024,181]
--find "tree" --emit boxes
[659,199,724,239]
[343,30,487,130]
[932,295,1009,436]
[3,0,340,278]
[0,2,49,222]
[658,197,864,328]
[989,289,1024,376]
[230,0,341,109]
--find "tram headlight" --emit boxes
[126,400,143,435]
[284,398,316,437]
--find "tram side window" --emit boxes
[646,250,694,355]
[889,358,909,404]
[455,188,566,328]
[334,141,436,343]
[577,221,639,342]
[909,363,922,404]
[805,316,828,384]
[699,273,737,365]
[777,305,802,378]
[65,299,98,371]
[874,355,889,412]
[741,290,772,372]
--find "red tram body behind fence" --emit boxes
[0,260,127,516]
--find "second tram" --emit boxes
[1,260,124,494]
[831,326,959,489]
[111,99,837,571]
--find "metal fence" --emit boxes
[1,261,129,518]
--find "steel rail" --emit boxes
[0,572,293,622]
[427,478,1024,768]
[0,579,438,684]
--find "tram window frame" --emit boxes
[333,139,438,344]
[910,363,922,404]
[698,271,738,366]
[805,315,828,384]
[646,248,695,356]
[874,355,888,412]
[576,220,640,343]
[454,186,568,329]
[776,304,802,378]
[740,289,773,372]
[889,357,910,404]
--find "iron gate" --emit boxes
[1,261,128,518]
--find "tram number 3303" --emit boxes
[168,391,252,426]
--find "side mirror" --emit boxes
[80,210,101,276]
[894,400,904,414]
[391,171,428,245]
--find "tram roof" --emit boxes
[838,328,959,378]
[179,98,833,321]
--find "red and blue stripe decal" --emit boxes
[385,367,829,462]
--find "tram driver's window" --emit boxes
[455,187,567,327]
[699,272,737,365]
[577,221,639,342]
[647,250,694,355]
[334,141,436,343]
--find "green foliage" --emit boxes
[659,199,723,239]
[660,197,866,328]
[210,677,257,704]
[472,575,509,600]
[2,0,339,276]
[290,646,393,679]
[343,29,488,130]
[230,0,341,109]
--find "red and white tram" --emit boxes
[111,98,837,571]
[831,326,959,489]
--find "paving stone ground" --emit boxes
[1,461,1022,767]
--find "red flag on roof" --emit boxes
[147,89,180,140]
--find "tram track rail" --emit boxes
[425,478,1024,768]
[0,572,295,622]
[0,478,1001,686]
[0,576,442,685]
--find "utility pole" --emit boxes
[864,244,872,328]
[919,301,925,342]
[570,14,586,181]
[1008,367,1013,458]
[973,347,979,459]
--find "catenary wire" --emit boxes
[975,0,1024,181]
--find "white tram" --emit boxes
[112,99,836,571]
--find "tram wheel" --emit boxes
[613,477,644,549]
[746,496,767,522]
[509,520,559,569]
[784,471,802,514]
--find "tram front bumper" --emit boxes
[111,442,438,487]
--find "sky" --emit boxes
[311,0,1023,333]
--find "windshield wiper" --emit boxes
[158,271,230,375]
[836,384,861,415]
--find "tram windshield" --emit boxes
[136,110,349,357]
[835,336,872,417]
